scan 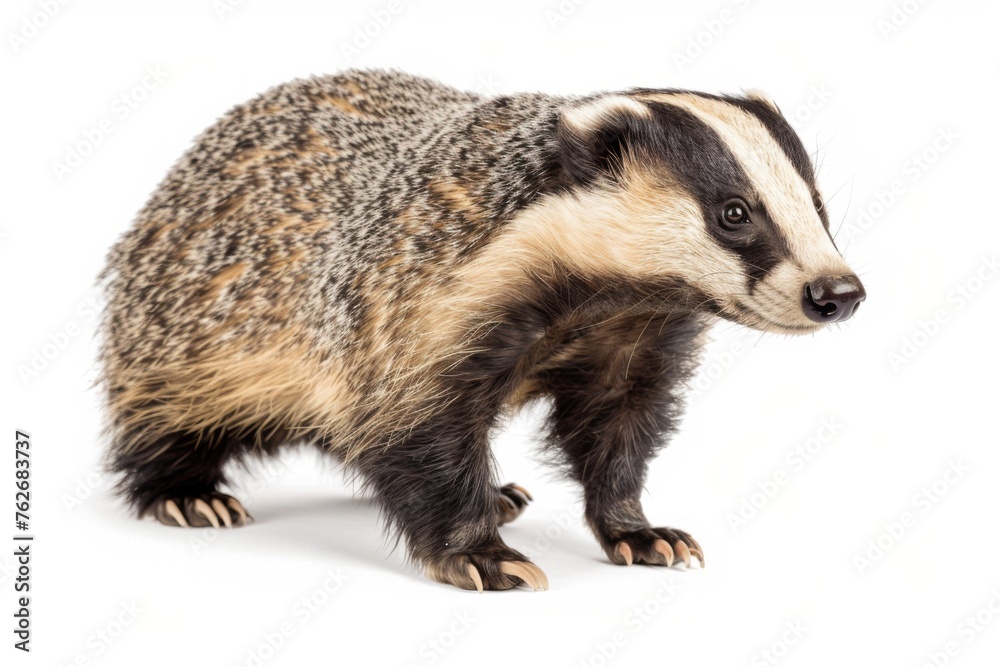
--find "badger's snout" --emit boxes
[802,275,866,323]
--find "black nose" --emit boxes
[802,275,866,323]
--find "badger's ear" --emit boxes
[744,88,782,115]
[556,95,655,185]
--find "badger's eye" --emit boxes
[720,199,750,230]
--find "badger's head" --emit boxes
[554,89,865,333]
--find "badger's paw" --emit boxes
[425,547,549,592]
[497,483,532,526]
[148,493,252,529]
[606,527,704,569]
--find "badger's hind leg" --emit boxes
[109,430,253,529]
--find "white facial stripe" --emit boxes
[561,95,652,133]
[653,93,850,277]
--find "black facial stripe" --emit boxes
[641,101,790,286]
[648,90,817,185]
[739,227,789,288]
[643,101,750,204]
[631,88,827,228]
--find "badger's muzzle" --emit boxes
[802,275,866,323]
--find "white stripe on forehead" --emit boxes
[642,93,849,275]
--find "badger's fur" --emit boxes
[100,69,865,591]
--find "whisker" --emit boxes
[822,168,860,212]
[624,308,660,379]
[832,176,857,247]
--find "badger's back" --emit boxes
[105,70,479,360]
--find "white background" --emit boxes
[2,1,999,666]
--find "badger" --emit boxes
[100,69,866,592]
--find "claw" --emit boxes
[653,539,675,567]
[466,563,484,593]
[616,542,633,566]
[498,496,519,525]
[192,498,220,528]
[509,484,534,504]
[690,547,705,568]
[226,497,251,525]
[163,499,189,528]
[211,498,232,528]
[674,540,691,568]
[500,561,548,591]
[505,489,530,507]
[509,484,533,502]
[530,563,550,590]
[685,534,704,555]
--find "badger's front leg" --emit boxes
[356,405,547,592]
[543,317,706,569]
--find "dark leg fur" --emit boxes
[358,277,708,589]
[356,400,547,591]
[353,304,553,592]
[541,315,706,568]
